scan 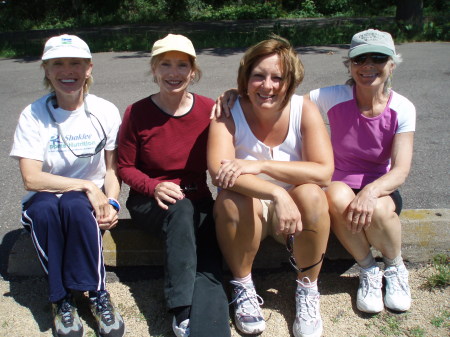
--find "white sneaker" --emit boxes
[384,264,411,311]
[229,280,266,334]
[293,279,323,337]
[356,266,384,313]
[172,317,190,337]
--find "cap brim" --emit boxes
[349,45,394,58]
[151,47,196,58]
[42,48,92,60]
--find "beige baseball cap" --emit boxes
[348,29,396,58]
[42,34,91,61]
[151,34,196,58]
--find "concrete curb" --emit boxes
[6,209,449,277]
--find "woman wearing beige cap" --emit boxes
[308,29,415,314]
[10,34,125,337]
[117,34,230,337]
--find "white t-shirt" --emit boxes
[10,93,121,203]
[231,94,303,190]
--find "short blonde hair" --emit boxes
[41,59,94,93]
[237,34,304,110]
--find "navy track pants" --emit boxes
[21,191,105,303]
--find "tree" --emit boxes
[396,0,423,26]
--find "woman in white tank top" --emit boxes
[207,35,333,337]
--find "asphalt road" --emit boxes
[0,42,449,255]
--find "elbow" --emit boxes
[317,163,334,187]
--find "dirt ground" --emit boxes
[0,263,448,337]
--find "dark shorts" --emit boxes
[351,189,402,216]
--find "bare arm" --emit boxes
[346,131,414,232]
[212,97,334,188]
[19,156,116,229]
[99,149,121,229]
[207,115,302,234]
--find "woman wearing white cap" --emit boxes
[308,29,415,314]
[117,34,230,337]
[10,34,125,337]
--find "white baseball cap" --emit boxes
[42,34,92,60]
[151,34,196,58]
[348,29,396,58]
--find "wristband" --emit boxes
[108,198,120,212]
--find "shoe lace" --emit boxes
[229,280,264,317]
[385,268,409,293]
[296,279,320,322]
[95,292,115,324]
[58,300,74,326]
[360,269,383,297]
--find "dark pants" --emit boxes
[127,192,230,337]
[22,191,105,303]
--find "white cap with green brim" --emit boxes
[348,29,396,58]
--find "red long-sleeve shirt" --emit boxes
[118,94,214,200]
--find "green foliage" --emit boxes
[0,0,448,58]
[424,254,450,289]
[430,310,450,328]
[193,2,281,21]
[408,326,425,337]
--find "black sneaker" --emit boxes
[89,290,125,337]
[52,294,84,337]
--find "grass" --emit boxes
[423,254,450,290]
[2,16,444,59]
[431,310,450,328]
[0,1,448,58]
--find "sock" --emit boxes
[297,277,318,291]
[383,254,404,268]
[173,306,191,325]
[234,273,253,285]
[356,251,377,270]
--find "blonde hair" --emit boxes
[41,59,94,93]
[237,34,304,110]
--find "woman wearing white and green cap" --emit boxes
[117,34,230,337]
[10,34,125,337]
[308,29,415,314]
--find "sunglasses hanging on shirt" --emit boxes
[46,94,107,158]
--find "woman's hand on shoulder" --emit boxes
[210,88,239,119]
[154,182,184,210]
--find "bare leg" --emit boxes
[326,181,372,261]
[214,190,263,278]
[291,184,330,282]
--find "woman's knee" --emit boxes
[325,182,354,215]
[59,191,91,213]
[371,196,399,230]
[214,190,253,223]
[291,184,328,214]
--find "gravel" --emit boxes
[1,264,448,336]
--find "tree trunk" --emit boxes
[396,0,423,25]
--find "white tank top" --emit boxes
[231,94,303,190]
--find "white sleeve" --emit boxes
[309,85,353,115]
[10,106,45,161]
[395,96,416,134]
